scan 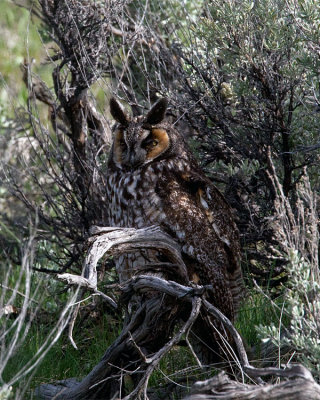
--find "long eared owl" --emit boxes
[106,97,244,362]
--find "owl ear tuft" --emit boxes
[110,97,129,126]
[145,98,168,125]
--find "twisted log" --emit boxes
[35,227,319,399]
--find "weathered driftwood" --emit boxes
[183,366,320,400]
[36,226,191,400]
[35,226,319,400]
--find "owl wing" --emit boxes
[182,170,240,270]
[156,167,244,317]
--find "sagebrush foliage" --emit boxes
[257,170,320,377]
[257,250,320,376]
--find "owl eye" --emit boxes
[142,135,158,149]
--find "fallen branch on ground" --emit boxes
[183,366,320,400]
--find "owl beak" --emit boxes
[123,152,143,169]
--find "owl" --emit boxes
[106,97,244,365]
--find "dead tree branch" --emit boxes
[35,226,319,400]
[183,366,320,400]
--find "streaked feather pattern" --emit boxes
[106,97,244,365]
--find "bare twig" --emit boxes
[123,298,202,400]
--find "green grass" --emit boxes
[1,286,286,398]
[0,0,53,114]
[237,293,281,347]
[2,311,122,398]
[236,290,289,371]
[0,247,286,397]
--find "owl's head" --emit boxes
[109,97,188,170]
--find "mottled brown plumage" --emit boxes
[106,97,244,365]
